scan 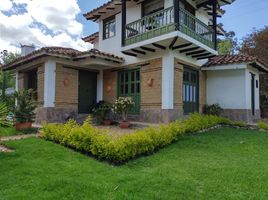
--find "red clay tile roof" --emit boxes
[203,55,268,68]
[82,32,99,43]
[2,46,124,70]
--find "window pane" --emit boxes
[131,83,135,93]
[125,84,128,94]
[104,17,116,39]
[136,83,140,93]
[120,85,124,94]
[125,73,129,82]
[136,71,140,81]
[131,71,135,82]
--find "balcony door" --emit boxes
[179,0,196,31]
[183,68,199,114]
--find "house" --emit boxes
[2,0,268,124]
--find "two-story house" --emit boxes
[3,0,268,123]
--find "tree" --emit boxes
[217,30,239,55]
[240,27,268,64]
[0,50,19,100]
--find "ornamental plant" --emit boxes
[0,103,12,127]
[112,97,134,121]
[13,89,36,123]
[92,101,111,123]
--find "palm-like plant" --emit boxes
[0,103,12,127]
[13,89,36,123]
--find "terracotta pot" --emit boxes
[15,122,32,131]
[103,120,112,126]
[119,121,130,129]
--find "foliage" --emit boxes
[112,97,135,121]
[258,121,268,130]
[203,104,223,116]
[92,101,111,123]
[13,89,36,123]
[240,27,268,65]
[0,126,39,137]
[0,50,20,101]
[42,114,236,164]
[217,30,239,55]
[0,103,12,127]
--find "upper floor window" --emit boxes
[103,16,116,39]
[142,0,164,17]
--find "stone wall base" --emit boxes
[222,109,261,123]
[35,107,78,124]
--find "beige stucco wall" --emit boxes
[55,64,78,109]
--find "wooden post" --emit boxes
[174,0,180,30]
[121,0,126,46]
[212,0,217,50]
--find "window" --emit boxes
[103,16,116,39]
[142,0,164,17]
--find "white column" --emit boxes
[97,69,103,102]
[162,54,174,109]
[15,71,19,91]
[44,60,56,107]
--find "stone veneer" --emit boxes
[222,109,261,123]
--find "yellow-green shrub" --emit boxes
[258,121,268,130]
[42,114,237,163]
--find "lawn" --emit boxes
[1,127,268,199]
[0,127,38,137]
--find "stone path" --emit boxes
[0,133,40,153]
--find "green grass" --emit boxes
[0,127,38,137]
[1,127,268,199]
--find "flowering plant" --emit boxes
[112,97,135,121]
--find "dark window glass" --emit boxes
[121,85,124,94]
[142,0,164,16]
[131,71,135,82]
[125,84,129,94]
[131,83,135,93]
[103,16,116,39]
[136,71,140,81]
[136,83,140,93]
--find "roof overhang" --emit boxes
[2,47,124,71]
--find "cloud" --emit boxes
[0,0,91,53]
[0,0,12,11]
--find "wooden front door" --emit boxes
[118,69,141,114]
[183,68,199,114]
[78,70,97,114]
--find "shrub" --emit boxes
[42,114,238,164]
[92,101,111,124]
[203,104,223,116]
[258,121,268,130]
[13,89,36,123]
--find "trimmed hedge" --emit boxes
[42,114,236,163]
[258,121,268,130]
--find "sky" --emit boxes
[0,0,267,53]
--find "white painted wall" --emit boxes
[44,60,56,108]
[206,69,246,109]
[206,66,261,111]
[97,70,103,102]
[162,52,174,109]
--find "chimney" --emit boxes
[21,44,35,56]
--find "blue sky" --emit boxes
[78,0,268,43]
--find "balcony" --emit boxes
[123,6,216,51]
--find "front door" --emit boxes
[78,70,97,114]
[183,68,199,114]
[118,69,141,114]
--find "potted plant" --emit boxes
[13,89,36,130]
[92,101,112,125]
[112,97,135,129]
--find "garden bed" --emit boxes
[42,114,247,164]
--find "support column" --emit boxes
[121,0,126,46]
[212,0,217,50]
[162,53,175,109]
[15,71,19,91]
[97,69,103,102]
[44,60,56,108]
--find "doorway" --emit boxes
[78,70,97,114]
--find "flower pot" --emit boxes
[103,119,112,126]
[15,122,32,131]
[119,121,130,129]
